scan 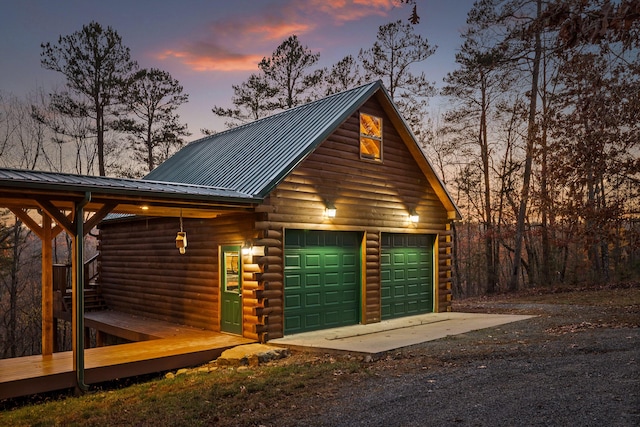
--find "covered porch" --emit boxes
[0,168,259,398]
[0,329,253,400]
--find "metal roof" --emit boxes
[0,168,256,203]
[145,81,381,197]
[0,81,461,220]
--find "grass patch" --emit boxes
[0,358,363,427]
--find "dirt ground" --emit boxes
[244,284,640,427]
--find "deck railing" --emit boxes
[53,254,106,314]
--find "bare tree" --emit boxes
[41,21,138,176]
[259,35,324,109]
[211,73,279,129]
[358,20,436,138]
[323,55,364,95]
[115,68,190,173]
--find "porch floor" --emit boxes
[0,317,254,400]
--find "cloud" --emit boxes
[306,0,395,22]
[157,44,264,72]
[156,0,396,72]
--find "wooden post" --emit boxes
[41,214,53,356]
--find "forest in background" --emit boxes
[1,0,639,358]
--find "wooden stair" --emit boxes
[62,284,107,313]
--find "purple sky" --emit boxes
[1,0,474,138]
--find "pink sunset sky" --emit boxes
[0,0,475,138]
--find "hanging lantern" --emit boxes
[176,210,187,254]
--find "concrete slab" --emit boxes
[270,312,535,356]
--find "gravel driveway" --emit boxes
[282,296,640,426]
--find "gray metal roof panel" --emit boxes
[0,168,257,202]
[145,81,380,196]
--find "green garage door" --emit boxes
[284,230,361,334]
[381,233,434,320]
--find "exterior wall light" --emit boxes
[251,246,265,257]
[325,204,337,218]
[409,210,420,223]
[241,241,252,256]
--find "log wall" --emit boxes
[98,214,255,331]
[258,97,453,337]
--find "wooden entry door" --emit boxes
[221,246,242,335]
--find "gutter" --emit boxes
[74,191,91,392]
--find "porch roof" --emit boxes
[0,167,259,218]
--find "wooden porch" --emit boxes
[0,319,253,400]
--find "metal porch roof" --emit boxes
[0,168,259,220]
[0,168,256,202]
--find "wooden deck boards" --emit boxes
[0,313,254,400]
[84,310,217,341]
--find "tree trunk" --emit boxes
[509,0,542,292]
[97,102,105,176]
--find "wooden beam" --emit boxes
[9,208,44,239]
[42,215,54,356]
[36,199,74,235]
[51,224,65,238]
[83,203,117,236]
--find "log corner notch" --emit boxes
[242,228,284,342]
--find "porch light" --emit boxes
[176,231,187,254]
[325,203,337,218]
[176,209,187,254]
[409,210,419,223]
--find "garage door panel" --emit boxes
[285,254,301,268]
[304,254,321,268]
[287,316,301,330]
[286,273,301,289]
[325,272,339,285]
[325,290,340,304]
[381,233,434,320]
[406,283,421,296]
[324,254,339,267]
[342,289,357,303]
[305,292,321,306]
[306,274,321,286]
[285,293,301,307]
[284,230,361,334]
[306,314,321,328]
[343,253,357,265]
[393,253,406,264]
[393,284,406,297]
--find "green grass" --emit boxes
[1,358,363,426]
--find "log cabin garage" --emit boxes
[98,81,462,341]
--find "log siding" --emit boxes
[97,96,454,342]
[257,98,453,338]
[98,214,256,331]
